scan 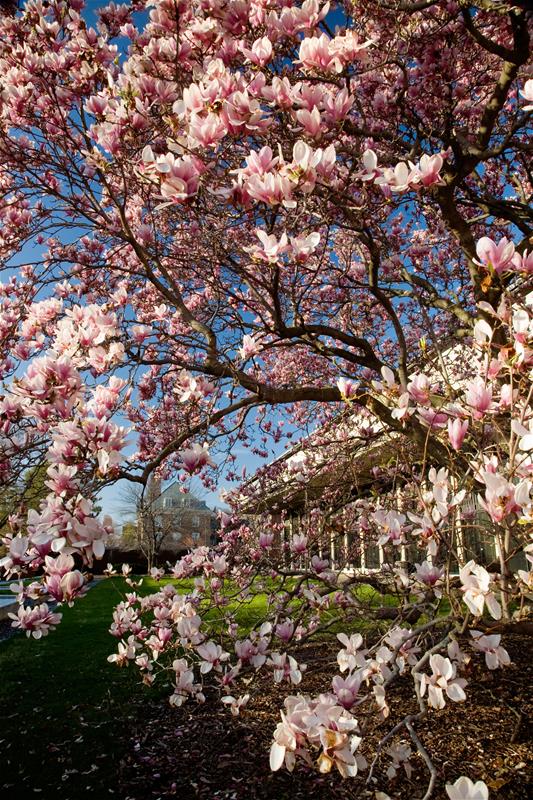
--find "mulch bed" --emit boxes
[118,634,532,800]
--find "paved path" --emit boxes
[0,582,17,622]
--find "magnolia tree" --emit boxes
[0,0,532,796]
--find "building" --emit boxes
[105,480,220,571]
[231,388,526,576]
[153,481,219,551]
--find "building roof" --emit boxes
[231,340,476,516]
[158,482,211,511]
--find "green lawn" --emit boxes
[0,578,151,799]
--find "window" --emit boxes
[192,514,200,527]
[365,545,381,569]
[192,531,200,542]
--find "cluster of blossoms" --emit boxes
[8,603,62,639]
[359,148,446,196]
[270,694,366,778]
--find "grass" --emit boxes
[0,578,151,799]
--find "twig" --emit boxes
[487,689,523,744]
[405,720,437,800]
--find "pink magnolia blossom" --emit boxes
[375,162,411,194]
[259,531,274,549]
[446,776,489,800]
[275,620,295,643]
[511,419,533,451]
[243,37,273,67]
[358,149,380,182]
[330,30,373,65]
[221,693,250,716]
[386,741,412,780]
[239,145,278,176]
[149,567,165,580]
[290,232,321,261]
[196,640,230,674]
[107,636,140,666]
[391,392,413,422]
[336,377,359,401]
[245,172,296,208]
[331,672,364,710]
[478,470,519,524]
[474,237,515,273]
[175,371,215,403]
[298,34,343,74]
[247,229,288,263]
[268,652,305,685]
[519,78,533,111]
[0,535,31,575]
[44,569,86,605]
[414,561,444,597]
[469,630,510,670]
[270,703,306,772]
[384,627,420,674]
[447,639,470,669]
[295,106,322,138]
[512,248,533,274]
[459,561,502,620]
[316,727,364,778]
[239,334,262,360]
[407,153,444,187]
[408,511,439,556]
[465,378,493,419]
[270,693,365,778]
[235,636,268,669]
[286,451,312,480]
[178,443,214,474]
[373,509,407,546]
[417,654,467,710]
[448,418,469,451]
[310,554,329,574]
[336,633,366,672]
[157,155,201,205]
[290,533,308,554]
[517,543,533,589]
[170,657,205,706]
[188,112,227,149]
[417,407,449,429]
[407,373,431,404]
[473,318,493,345]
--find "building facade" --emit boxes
[153,482,219,550]
[105,481,220,571]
